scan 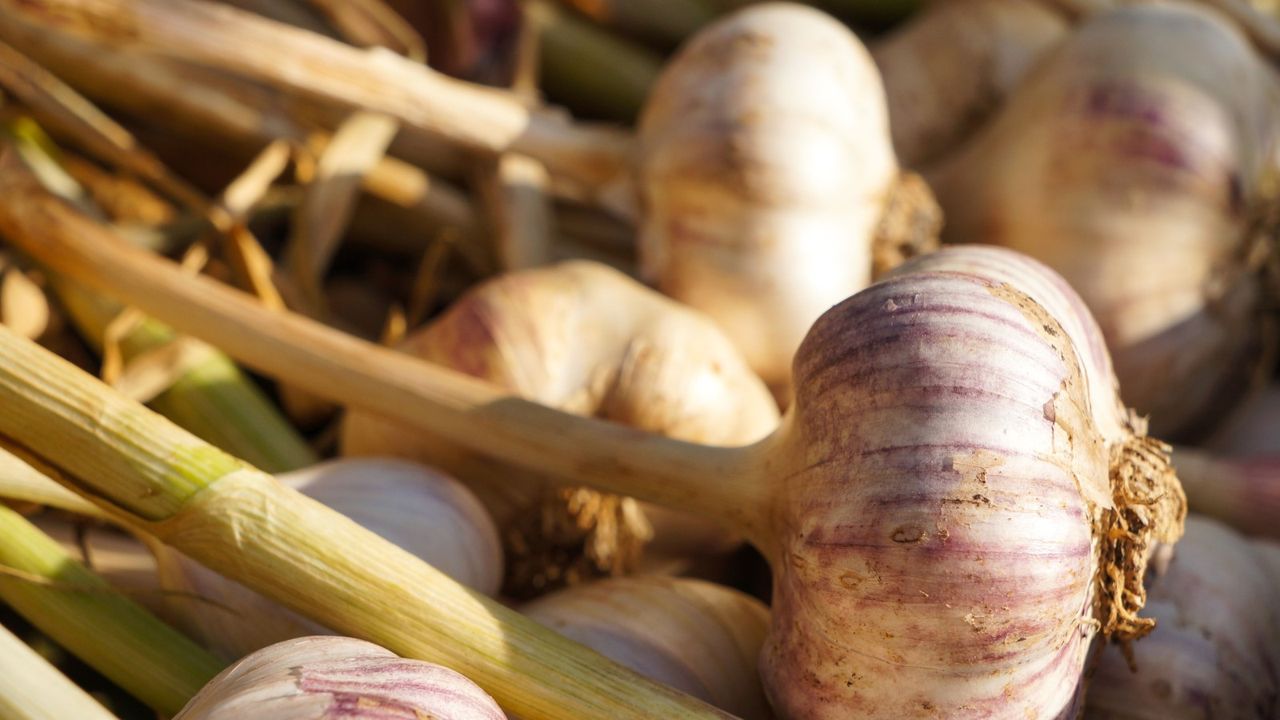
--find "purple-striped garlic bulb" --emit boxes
[1086,516,1280,719]
[928,1,1280,440]
[746,245,1183,718]
[342,260,780,596]
[174,636,506,719]
[155,458,502,660]
[637,2,938,396]
[522,576,772,720]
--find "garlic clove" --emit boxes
[174,635,507,719]
[522,576,771,720]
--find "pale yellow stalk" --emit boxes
[0,326,733,720]
[0,622,120,720]
[0,503,223,715]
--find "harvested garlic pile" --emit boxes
[342,259,779,595]
[929,1,1280,439]
[174,636,507,719]
[154,458,502,660]
[638,2,939,395]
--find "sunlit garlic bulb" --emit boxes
[175,636,507,719]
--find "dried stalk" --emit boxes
[0,0,636,208]
[0,3,484,242]
[0,149,754,527]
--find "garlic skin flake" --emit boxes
[175,636,507,719]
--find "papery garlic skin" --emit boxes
[759,246,1182,719]
[637,2,898,392]
[929,2,1280,439]
[1086,516,1280,719]
[156,458,502,660]
[873,0,1069,167]
[522,576,772,720]
[175,636,506,720]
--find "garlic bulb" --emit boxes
[751,245,1184,719]
[522,576,771,720]
[342,260,779,595]
[1085,515,1280,719]
[1171,448,1280,538]
[873,0,1070,167]
[156,458,503,660]
[928,1,1280,439]
[1251,538,1280,591]
[175,636,506,719]
[638,2,935,394]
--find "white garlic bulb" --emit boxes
[175,636,507,719]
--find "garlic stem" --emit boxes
[0,335,735,717]
[0,503,223,715]
[1171,447,1280,538]
[0,622,120,720]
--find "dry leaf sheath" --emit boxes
[0,151,1185,718]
